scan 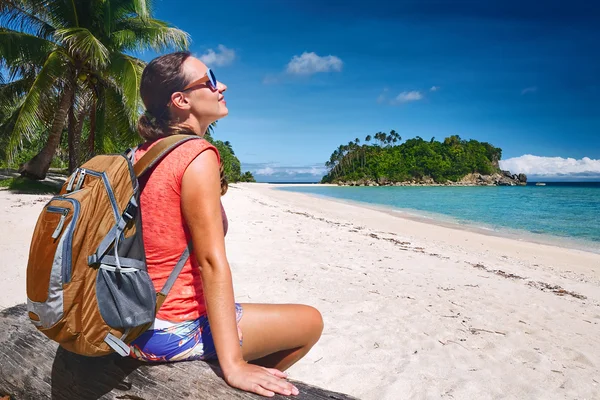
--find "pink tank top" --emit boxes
[134,137,226,322]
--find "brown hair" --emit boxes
[138,51,228,195]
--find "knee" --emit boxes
[304,305,324,344]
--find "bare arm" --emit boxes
[180,149,296,397]
[181,149,241,369]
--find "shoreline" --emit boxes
[241,183,600,282]
[271,184,600,256]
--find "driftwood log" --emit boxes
[0,304,357,400]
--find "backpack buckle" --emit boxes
[123,202,138,222]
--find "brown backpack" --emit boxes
[26,134,199,357]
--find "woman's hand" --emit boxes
[223,361,299,397]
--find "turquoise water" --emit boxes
[277,183,600,251]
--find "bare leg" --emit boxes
[237,303,323,371]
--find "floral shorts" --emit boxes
[129,303,244,362]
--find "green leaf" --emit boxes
[0,0,56,39]
[0,74,35,107]
[103,0,112,36]
[106,52,144,128]
[6,50,68,162]
[54,27,109,68]
[132,0,150,21]
[0,29,56,76]
[111,17,190,52]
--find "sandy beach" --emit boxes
[2,183,599,399]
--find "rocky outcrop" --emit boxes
[335,171,527,187]
[459,171,527,186]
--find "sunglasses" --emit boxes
[182,68,218,92]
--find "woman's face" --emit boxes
[180,56,228,125]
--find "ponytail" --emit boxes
[219,161,228,196]
[137,112,170,141]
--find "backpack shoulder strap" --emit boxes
[133,134,202,178]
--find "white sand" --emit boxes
[2,183,600,399]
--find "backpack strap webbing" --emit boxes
[156,242,192,310]
[134,134,200,178]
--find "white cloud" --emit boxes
[198,44,236,67]
[500,155,600,177]
[393,91,424,104]
[282,166,327,176]
[255,166,276,176]
[286,52,343,75]
[521,86,537,95]
[430,86,440,92]
[244,163,328,182]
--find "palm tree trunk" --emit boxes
[19,84,74,180]
[68,105,86,173]
[68,99,76,173]
[87,97,96,159]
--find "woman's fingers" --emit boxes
[258,375,296,396]
[264,367,288,379]
[261,372,300,396]
[252,383,275,398]
[224,362,299,397]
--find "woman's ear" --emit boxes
[170,92,191,111]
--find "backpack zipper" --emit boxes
[66,169,79,192]
[51,197,80,283]
[84,169,119,222]
[74,169,87,191]
[47,206,70,239]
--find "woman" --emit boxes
[128,51,324,397]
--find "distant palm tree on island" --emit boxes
[322,133,527,186]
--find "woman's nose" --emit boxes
[217,81,227,92]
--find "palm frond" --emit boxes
[111,18,190,52]
[94,80,140,153]
[6,50,69,161]
[0,29,57,77]
[132,0,150,21]
[0,73,35,105]
[106,52,144,127]
[96,74,141,149]
[0,0,56,39]
[54,27,109,68]
[103,0,113,36]
[44,0,80,29]
[0,102,25,161]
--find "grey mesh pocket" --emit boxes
[96,264,156,329]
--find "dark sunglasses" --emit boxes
[182,68,218,92]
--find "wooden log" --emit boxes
[0,304,357,400]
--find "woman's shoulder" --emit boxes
[135,135,219,164]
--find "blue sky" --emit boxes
[148,0,600,182]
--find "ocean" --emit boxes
[277,182,600,252]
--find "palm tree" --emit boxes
[365,134,371,143]
[0,0,189,179]
[390,129,401,145]
[223,140,234,155]
[374,132,386,146]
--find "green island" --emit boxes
[321,131,527,186]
